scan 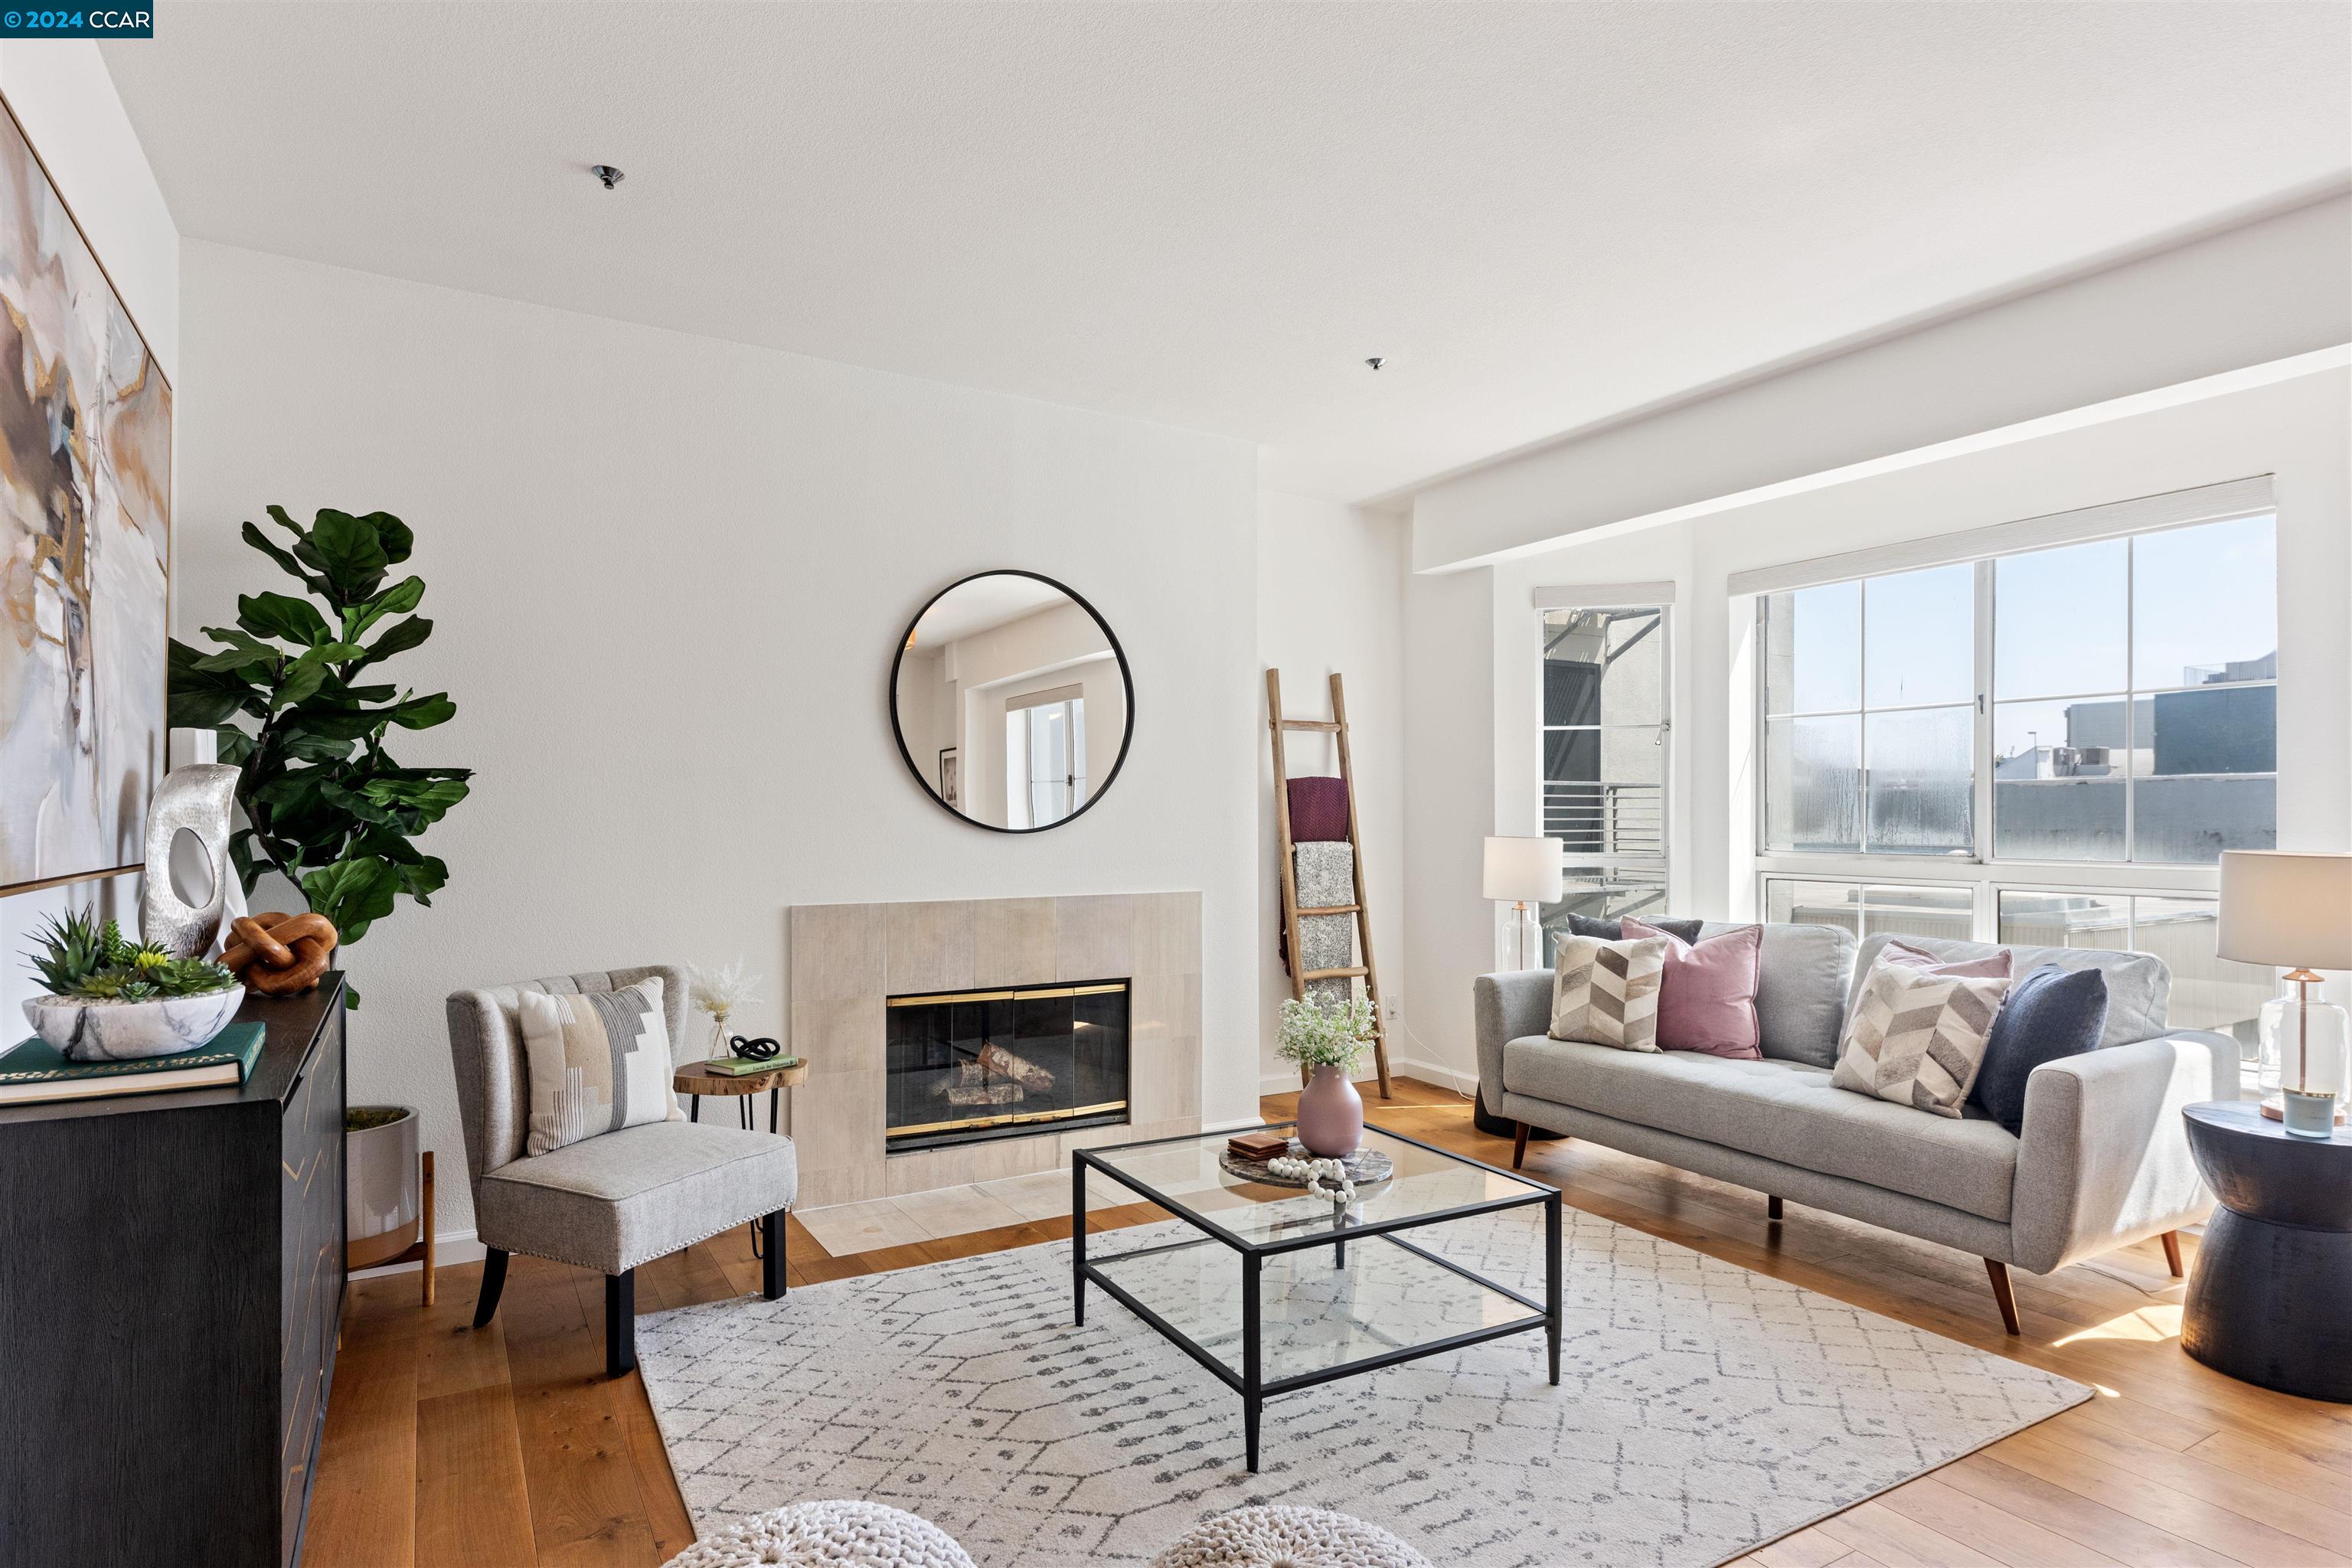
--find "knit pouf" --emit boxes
[662,1500,975,1568]
[1151,1505,1432,1568]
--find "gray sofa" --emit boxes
[1476,925,2235,1331]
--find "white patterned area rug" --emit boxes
[638,1207,2088,1568]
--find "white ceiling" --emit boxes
[911,575,1072,646]
[104,2,2352,502]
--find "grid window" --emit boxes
[1542,606,1666,866]
[1536,866,1673,959]
[1764,880,1976,944]
[1991,514,2276,865]
[1995,890,2274,1044]
[1759,511,2277,868]
[1761,565,1973,855]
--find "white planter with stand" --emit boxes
[347,1105,435,1299]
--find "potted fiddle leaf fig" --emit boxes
[168,505,471,1268]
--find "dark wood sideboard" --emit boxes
[0,976,346,1567]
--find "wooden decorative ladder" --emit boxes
[1266,668,1393,1099]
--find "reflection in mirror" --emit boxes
[890,571,1132,831]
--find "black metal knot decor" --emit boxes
[729,1035,782,1061]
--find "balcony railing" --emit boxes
[1544,780,1663,860]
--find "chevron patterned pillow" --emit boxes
[1547,933,1669,1052]
[1831,955,2014,1117]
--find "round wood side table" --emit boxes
[2180,1099,2352,1403]
[675,1058,810,1135]
[675,1059,808,1261]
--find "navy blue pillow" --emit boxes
[1971,964,2109,1135]
[1567,913,1704,945]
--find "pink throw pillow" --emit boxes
[1877,939,2012,985]
[1624,918,1763,1059]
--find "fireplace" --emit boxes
[884,980,1131,1152]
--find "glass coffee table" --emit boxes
[1073,1123,1560,1471]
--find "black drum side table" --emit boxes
[2180,1100,2352,1403]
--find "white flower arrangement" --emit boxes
[687,958,761,1027]
[1276,991,1375,1070]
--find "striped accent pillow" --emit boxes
[1831,956,2012,1118]
[1547,934,1669,1052]
[518,979,684,1156]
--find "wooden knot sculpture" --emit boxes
[221,912,339,996]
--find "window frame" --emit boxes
[1004,693,1088,831]
[1759,870,2243,947]
[1755,563,1988,858]
[1748,492,2281,1041]
[1753,508,2278,908]
[1539,599,1672,887]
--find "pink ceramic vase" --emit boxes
[1295,1065,1364,1157]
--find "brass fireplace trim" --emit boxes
[888,1098,1131,1140]
[886,978,1132,1141]
[887,981,1128,1008]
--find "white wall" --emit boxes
[1,47,178,380]
[0,48,179,1028]
[175,240,1261,1233]
[1397,362,2352,1085]
[1396,560,1493,1093]
[1254,492,1409,1089]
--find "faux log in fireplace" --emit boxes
[884,980,1131,1152]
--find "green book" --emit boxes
[0,1022,267,1107]
[701,1054,797,1076]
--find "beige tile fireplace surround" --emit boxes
[787,893,1203,1208]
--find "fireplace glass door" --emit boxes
[885,981,1130,1152]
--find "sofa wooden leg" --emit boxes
[1984,1258,2021,1336]
[472,1247,508,1329]
[1511,1122,1530,1170]
[2161,1230,2184,1278]
[1767,1195,1783,1221]
[606,1269,638,1378]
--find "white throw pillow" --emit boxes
[1547,934,1669,1052]
[517,978,683,1155]
[1830,956,2011,1118]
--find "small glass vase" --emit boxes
[705,1011,733,1067]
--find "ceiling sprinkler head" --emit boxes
[591,164,625,191]
[1364,357,1385,371]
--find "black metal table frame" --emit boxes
[685,1086,782,1133]
[1073,1121,1563,1471]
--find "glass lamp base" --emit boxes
[2256,994,2348,1098]
[1493,903,1544,972]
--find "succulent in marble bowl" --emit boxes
[23,986,247,1061]
[20,906,244,1061]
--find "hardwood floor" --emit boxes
[308,1080,2352,1566]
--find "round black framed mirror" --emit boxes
[888,570,1135,832]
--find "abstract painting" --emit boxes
[0,98,171,893]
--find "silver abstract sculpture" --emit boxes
[139,763,243,959]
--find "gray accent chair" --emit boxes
[446,965,799,1377]
[1477,925,2234,1332]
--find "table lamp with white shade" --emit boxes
[1485,835,1563,972]
[2217,850,2352,1138]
